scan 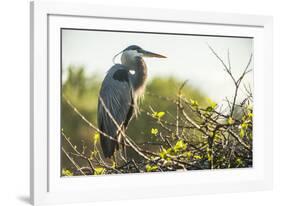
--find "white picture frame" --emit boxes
[30,1,273,205]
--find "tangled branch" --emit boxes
[61,47,253,176]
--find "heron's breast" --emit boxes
[134,80,146,97]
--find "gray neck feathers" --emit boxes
[126,57,147,116]
[130,57,147,91]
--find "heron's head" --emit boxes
[119,45,166,65]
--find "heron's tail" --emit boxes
[100,136,116,158]
[99,122,119,158]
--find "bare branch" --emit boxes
[62,147,86,176]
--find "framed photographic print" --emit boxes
[30,1,273,205]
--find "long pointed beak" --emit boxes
[141,49,167,58]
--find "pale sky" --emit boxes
[62,29,253,105]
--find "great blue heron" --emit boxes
[98,45,166,158]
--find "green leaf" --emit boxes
[145,164,158,172]
[174,140,187,152]
[92,132,100,145]
[194,155,202,160]
[190,99,199,107]
[236,158,243,166]
[159,148,173,159]
[241,122,248,129]
[62,169,73,176]
[249,132,253,140]
[112,161,116,169]
[207,148,212,161]
[152,111,166,119]
[151,128,158,135]
[207,98,217,109]
[159,148,167,159]
[94,167,105,175]
[157,112,165,118]
[214,133,221,140]
[239,128,245,138]
[227,117,234,125]
[207,153,212,161]
[184,151,192,159]
[206,106,214,112]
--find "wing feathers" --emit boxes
[98,65,134,158]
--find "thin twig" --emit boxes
[62,147,86,176]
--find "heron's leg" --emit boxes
[113,152,118,167]
[119,137,127,163]
[123,143,128,161]
[118,142,127,163]
[119,148,127,163]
